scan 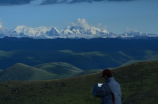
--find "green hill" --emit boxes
[0,62,85,81]
[2,49,158,70]
[0,61,157,104]
[74,69,103,76]
[113,61,158,104]
[0,63,61,81]
[34,62,83,77]
[0,50,126,70]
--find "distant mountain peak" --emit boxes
[117,31,158,38]
[60,18,109,38]
[46,27,60,37]
[13,25,30,34]
[0,25,9,37]
[0,19,158,39]
[11,25,54,38]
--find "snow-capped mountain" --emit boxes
[0,18,158,39]
[118,31,158,38]
[61,26,108,35]
[10,25,51,38]
[46,27,60,36]
[60,18,110,38]
[1,25,158,39]
[60,26,111,39]
[0,25,9,38]
[62,26,109,35]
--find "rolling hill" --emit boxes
[0,63,60,81]
[74,69,103,76]
[1,37,158,70]
[0,62,104,81]
[1,49,158,70]
[0,61,157,104]
[34,62,83,77]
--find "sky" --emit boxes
[0,0,158,34]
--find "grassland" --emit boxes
[34,62,83,77]
[0,63,60,81]
[0,61,157,104]
[0,62,103,81]
[1,49,158,71]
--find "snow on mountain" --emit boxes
[11,25,51,38]
[119,31,144,37]
[0,25,9,38]
[10,25,62,38]
[46,27,60,36]
[118,31,158,38]
[0,18,158,39]
[61,28,74,35]
[60,18,110,38]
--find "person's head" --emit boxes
[101,69,113,80]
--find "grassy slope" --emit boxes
[113,61,158,104]
[34,62,83,77]
[74,69,103,76]
[0,62,85,81]
[2,49,158,70]
[0,63,61,81]
[0,61,158,104]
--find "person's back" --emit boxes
[105,77,122,104]
[93,69,122,104]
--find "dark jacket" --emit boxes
[93,77,122,104]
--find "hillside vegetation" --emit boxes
[35,62,83,76]
[0,61,157,104]
[1,49,158,70]
[0,62,102,81]
[0,63,60,81]
[0,62,79,81]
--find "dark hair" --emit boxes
[106,73,112,78]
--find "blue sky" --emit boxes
[0,0,158,34]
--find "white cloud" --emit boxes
[67,18,90,29]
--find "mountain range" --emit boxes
[0,25,111,39]
[0,19,157,39]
